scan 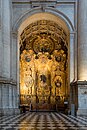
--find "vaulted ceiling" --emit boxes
[20,20,68,55]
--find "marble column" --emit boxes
[0,0,2,76]
[0,0,20,115]
[2,0,10,78]
[78,0,87,80]
[70,33,75,82]
[77,0,87,115]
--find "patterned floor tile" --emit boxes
[0,112,87,130]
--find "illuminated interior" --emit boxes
[20,20,69,111]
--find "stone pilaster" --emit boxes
[70,33,75,82]
[2,0,10,78]
[11,32,18,82]
[0,0,20,115]
[76,0,87,115]
[77,81,87,115]
[78,0,87,80]
[0,0,3,76]
[70,81,87,116]
[70,81,78,116]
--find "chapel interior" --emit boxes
[20,20,69,111]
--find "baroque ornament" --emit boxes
[20,20,68,110]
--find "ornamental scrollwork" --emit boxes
[20,20,68,107]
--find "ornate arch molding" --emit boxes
[12,7,74,33]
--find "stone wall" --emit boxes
[0,79,19,115]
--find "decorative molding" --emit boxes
[70,80,87,86]
[31,0,57,8]
[12,0,76,4]
[11,31,18,38]
[12,7,75,32]
[0,77,17,85]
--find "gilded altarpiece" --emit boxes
[20,20,68,111]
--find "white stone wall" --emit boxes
[56,3,75,29]
[11,33,17,81]
[12,2,31,25]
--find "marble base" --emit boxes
[77,108,87,116]
[70,81,87,116]
[0,108,20,116]
[0,82,20,116]
[77,81,87,115]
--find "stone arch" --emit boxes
[17,11,70,111]
[17,12,70,41]
[13,7,74,33]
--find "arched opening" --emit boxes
[19,13,70,112]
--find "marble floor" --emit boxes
[0,112,87,130]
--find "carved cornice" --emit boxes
[31,0,57,8]
[70,80,87,86]
[12,0,57,8]
[0,77,17,86]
